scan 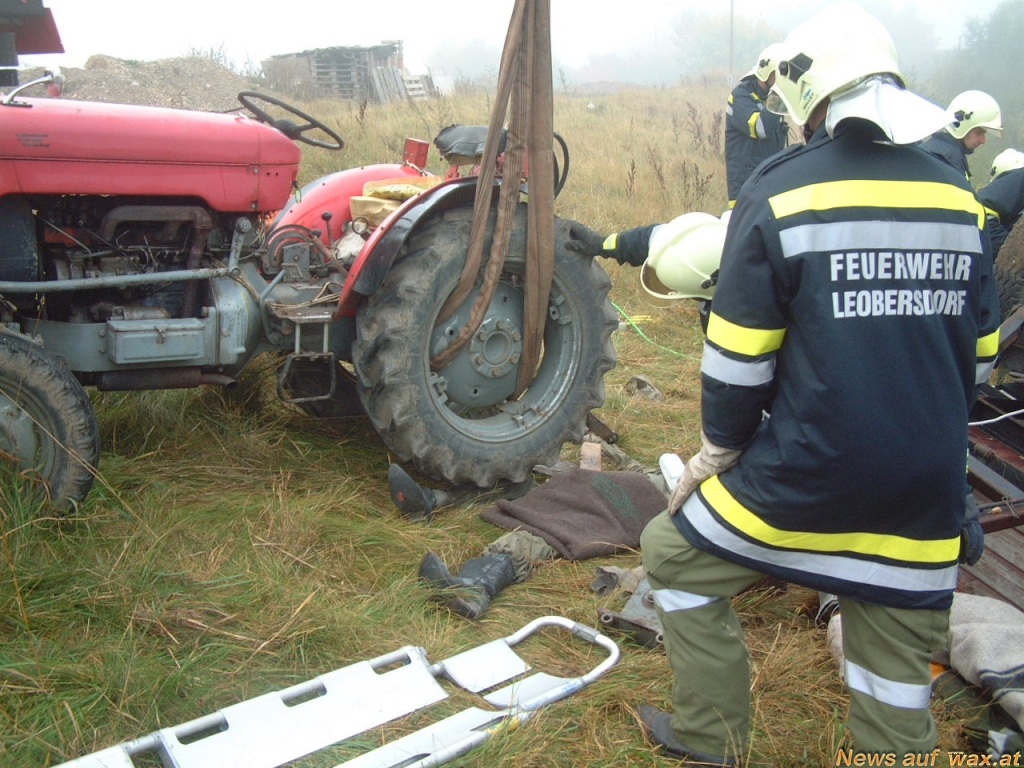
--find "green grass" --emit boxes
[0,80,986,767]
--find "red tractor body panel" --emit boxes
[273,169,481,319]
[335,176,482,317]
[274,162,424,244]
[0,97,301,212]
[336,187,424,317]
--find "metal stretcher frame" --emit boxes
[55,615,620,768]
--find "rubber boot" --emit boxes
[418,551,517,619]
[637,704,737,766]
[388,464,452,522]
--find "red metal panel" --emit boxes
[0,97,300,211]
[403,138,430,169]
[274,162,421,241]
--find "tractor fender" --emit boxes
[336,177,499,317]
[273,163,422,244]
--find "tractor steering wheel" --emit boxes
[238,91,345,150]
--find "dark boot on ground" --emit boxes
[418,551,517,619]
[389,463,534,522]
[636,704,738,766]
[388,464,453,522]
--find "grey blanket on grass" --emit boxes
[950,592,1024,731]
[479,468,666,560]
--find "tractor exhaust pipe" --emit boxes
[94,368,237,391]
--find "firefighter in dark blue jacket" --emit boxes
[635,4,1001,764]
[725,44,790,208]
[920,89,1002,180]
[979,148,1024,259]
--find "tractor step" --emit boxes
[54,616,619,768]
[272,298,341,404]
[267,304,337,324]
[277,351,337,404]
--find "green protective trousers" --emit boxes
[640,509,950,761]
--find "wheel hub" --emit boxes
[467,316,523,379]
[0,394,39,467]
[432,281,527,408]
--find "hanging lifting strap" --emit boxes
[430,0,555,400]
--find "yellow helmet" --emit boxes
[946,90,1002,140]
[766,2,902,127]
[752,43,784,83]
[640,212,727,305]
[991,148,1024,180]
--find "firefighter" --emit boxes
[725,44,790,208]
[978,148,1024,259]
[568,212,727,333]
[635,3,1000,764]
[920,89,1002,180]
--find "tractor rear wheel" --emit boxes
[996,219,1024,320]
[0,332,99,511]
[994,220,1024,374]
[352,204,618,488]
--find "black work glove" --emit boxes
[960,492,985,566]
[563,218,609,258]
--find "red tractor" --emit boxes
[0,69,617,509]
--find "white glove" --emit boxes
[668,430,742,514]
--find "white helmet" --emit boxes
[991,148,1024,180]
[766,2,903,127]
[946,90,1002,139]
[752,43,784,83]
[640,212,727,305]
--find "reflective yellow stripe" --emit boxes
[978,329,1000,358]
[706,312,785,357]
[602,233,618,251]
[747,112,759,139]
[769,180,986,229]
[701,475,961,563]
[983,205,1000,220]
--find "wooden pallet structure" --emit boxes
[262,41,435,103]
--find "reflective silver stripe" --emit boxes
[754,114,767,140]
[976,360,995,385]
[651,587,720,612]
[701,343,775,387]
[845,659,932,710]
[779,221,983,259]
[681,493,958,594]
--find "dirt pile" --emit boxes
[23,54,268,112]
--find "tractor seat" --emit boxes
[433,124,508,166]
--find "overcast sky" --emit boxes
[20,0,1006,76]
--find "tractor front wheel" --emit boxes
[353,204,618,487]
[0,332,99,510]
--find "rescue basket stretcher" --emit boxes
[55,615,620,768]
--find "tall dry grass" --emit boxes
[0,82,984,767]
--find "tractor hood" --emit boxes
[0,97,302,212]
